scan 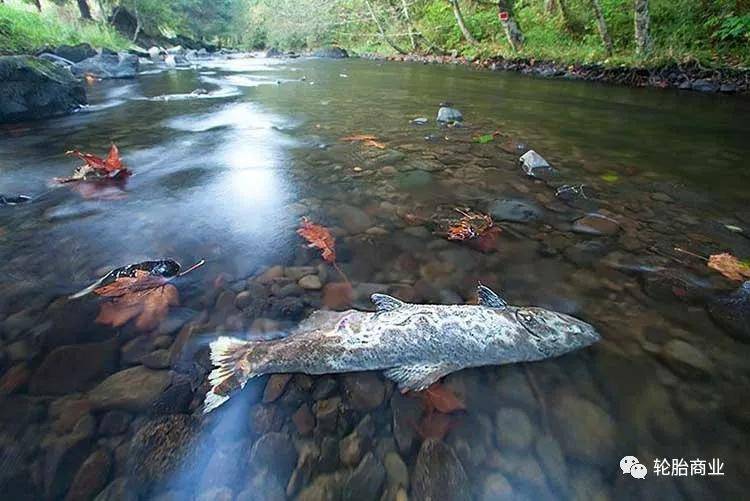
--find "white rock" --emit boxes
[519,150,550,175]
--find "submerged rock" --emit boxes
[88,366,171,411]
[551,394,615,466]
[343,452,386,501]
[412,440,470,501]
[659,339,714,378]
[488,199,543,223]
[708,282,750,343]
[436,106,463,123]
[71,53,139,79]
[0,55,86,122]
[572,213,620,236]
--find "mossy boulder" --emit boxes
[0,55,86,123]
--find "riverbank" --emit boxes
[363,52,750,95]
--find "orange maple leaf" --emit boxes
[60,144,130,183]
[445,208,495,242]
[708,253,750,282]
[297,217,336,263]
[94,270,179,331]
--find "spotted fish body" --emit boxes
[203,285,600,413]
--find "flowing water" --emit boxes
[1,55,749,501]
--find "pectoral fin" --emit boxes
[371,293,406,312]
[383,363,455,392]
[477,284,507,308]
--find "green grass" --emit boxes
[0,5,130,55]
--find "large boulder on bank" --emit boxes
[52,43,97,63]
[0,55,86,123]
[312,46,348,58]
[72,53,139,79]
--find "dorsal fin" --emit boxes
[477,284,507,308]
[371,293,405,312]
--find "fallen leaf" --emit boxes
[58,144,131,183]
[445,208,494,241]
[708,253,750,281]
[341,134,386,149]
[600,172,619,183]
[95,273,179,331]
[467,226,503,253]
[418,383,466,414]
[298,217,336,263]
[473,130,501,144]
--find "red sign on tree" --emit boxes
[499,11,509,22]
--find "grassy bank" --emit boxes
[0,4,130,55]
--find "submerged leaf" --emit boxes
[298,217,336,263]
[708,253,750,281]
[340,134,386,149]
[473,133,497,144]
[95,271,179,331]
[421,383,466,414]
[600,172,619,183]
[444,208,495,242]
[416,412,457,441]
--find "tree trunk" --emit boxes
[364,0,408,54]
[449,0,478,46]
[32,0,41,12]
[544,0,558,14]
[400,0,417,50]
[77,0,93,20]
[634,0,653,56]
[497,0,524,51]
[590,0,613,55]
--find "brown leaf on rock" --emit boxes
[297,217,336,263]
[94,270,179,331]
[708,253,750,281]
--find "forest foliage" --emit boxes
[1,0,748,66]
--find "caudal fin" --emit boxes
[203,336,259,414]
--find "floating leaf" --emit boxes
[57,144,131,183]
[708,253,750,281]
[297,217,336,263]
[600,172,619,183]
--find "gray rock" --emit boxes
[572,214,620,236]
[534,435,569,495]
[480,473,513,500]
[495,407,534,451]
[708,282,750,343]
[551,394,616,466]
[659,339,714,378]
[391,392,421,454]
[299,275,323,290]
[72,53,139,79]
[0,55,86,122]
[332,204,373,234]
[128,415,202,487]
[297,472,347,501]
[52,43,96,63]
[342,373,385,411]
[66,448,112,501]
[312,46,348,58]
[239,470,285,501]
[88,366,171,411]
[691,79,719,93]
[343,452,386,501]
[94,478,138,501]
[489,199,543,223]
[384,452,409,489]
[519,150,550,176]
[248,432,297,484]
[29,339,118,395]
[436,106,463,123]
[412,440,470,501]
[43,433,92,498]
[98,411,132,436]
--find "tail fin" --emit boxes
[203,336,258,414]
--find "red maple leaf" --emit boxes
[297,217,336,263]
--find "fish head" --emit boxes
[514,307,600,358]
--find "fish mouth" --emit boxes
[516,308,601,350]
